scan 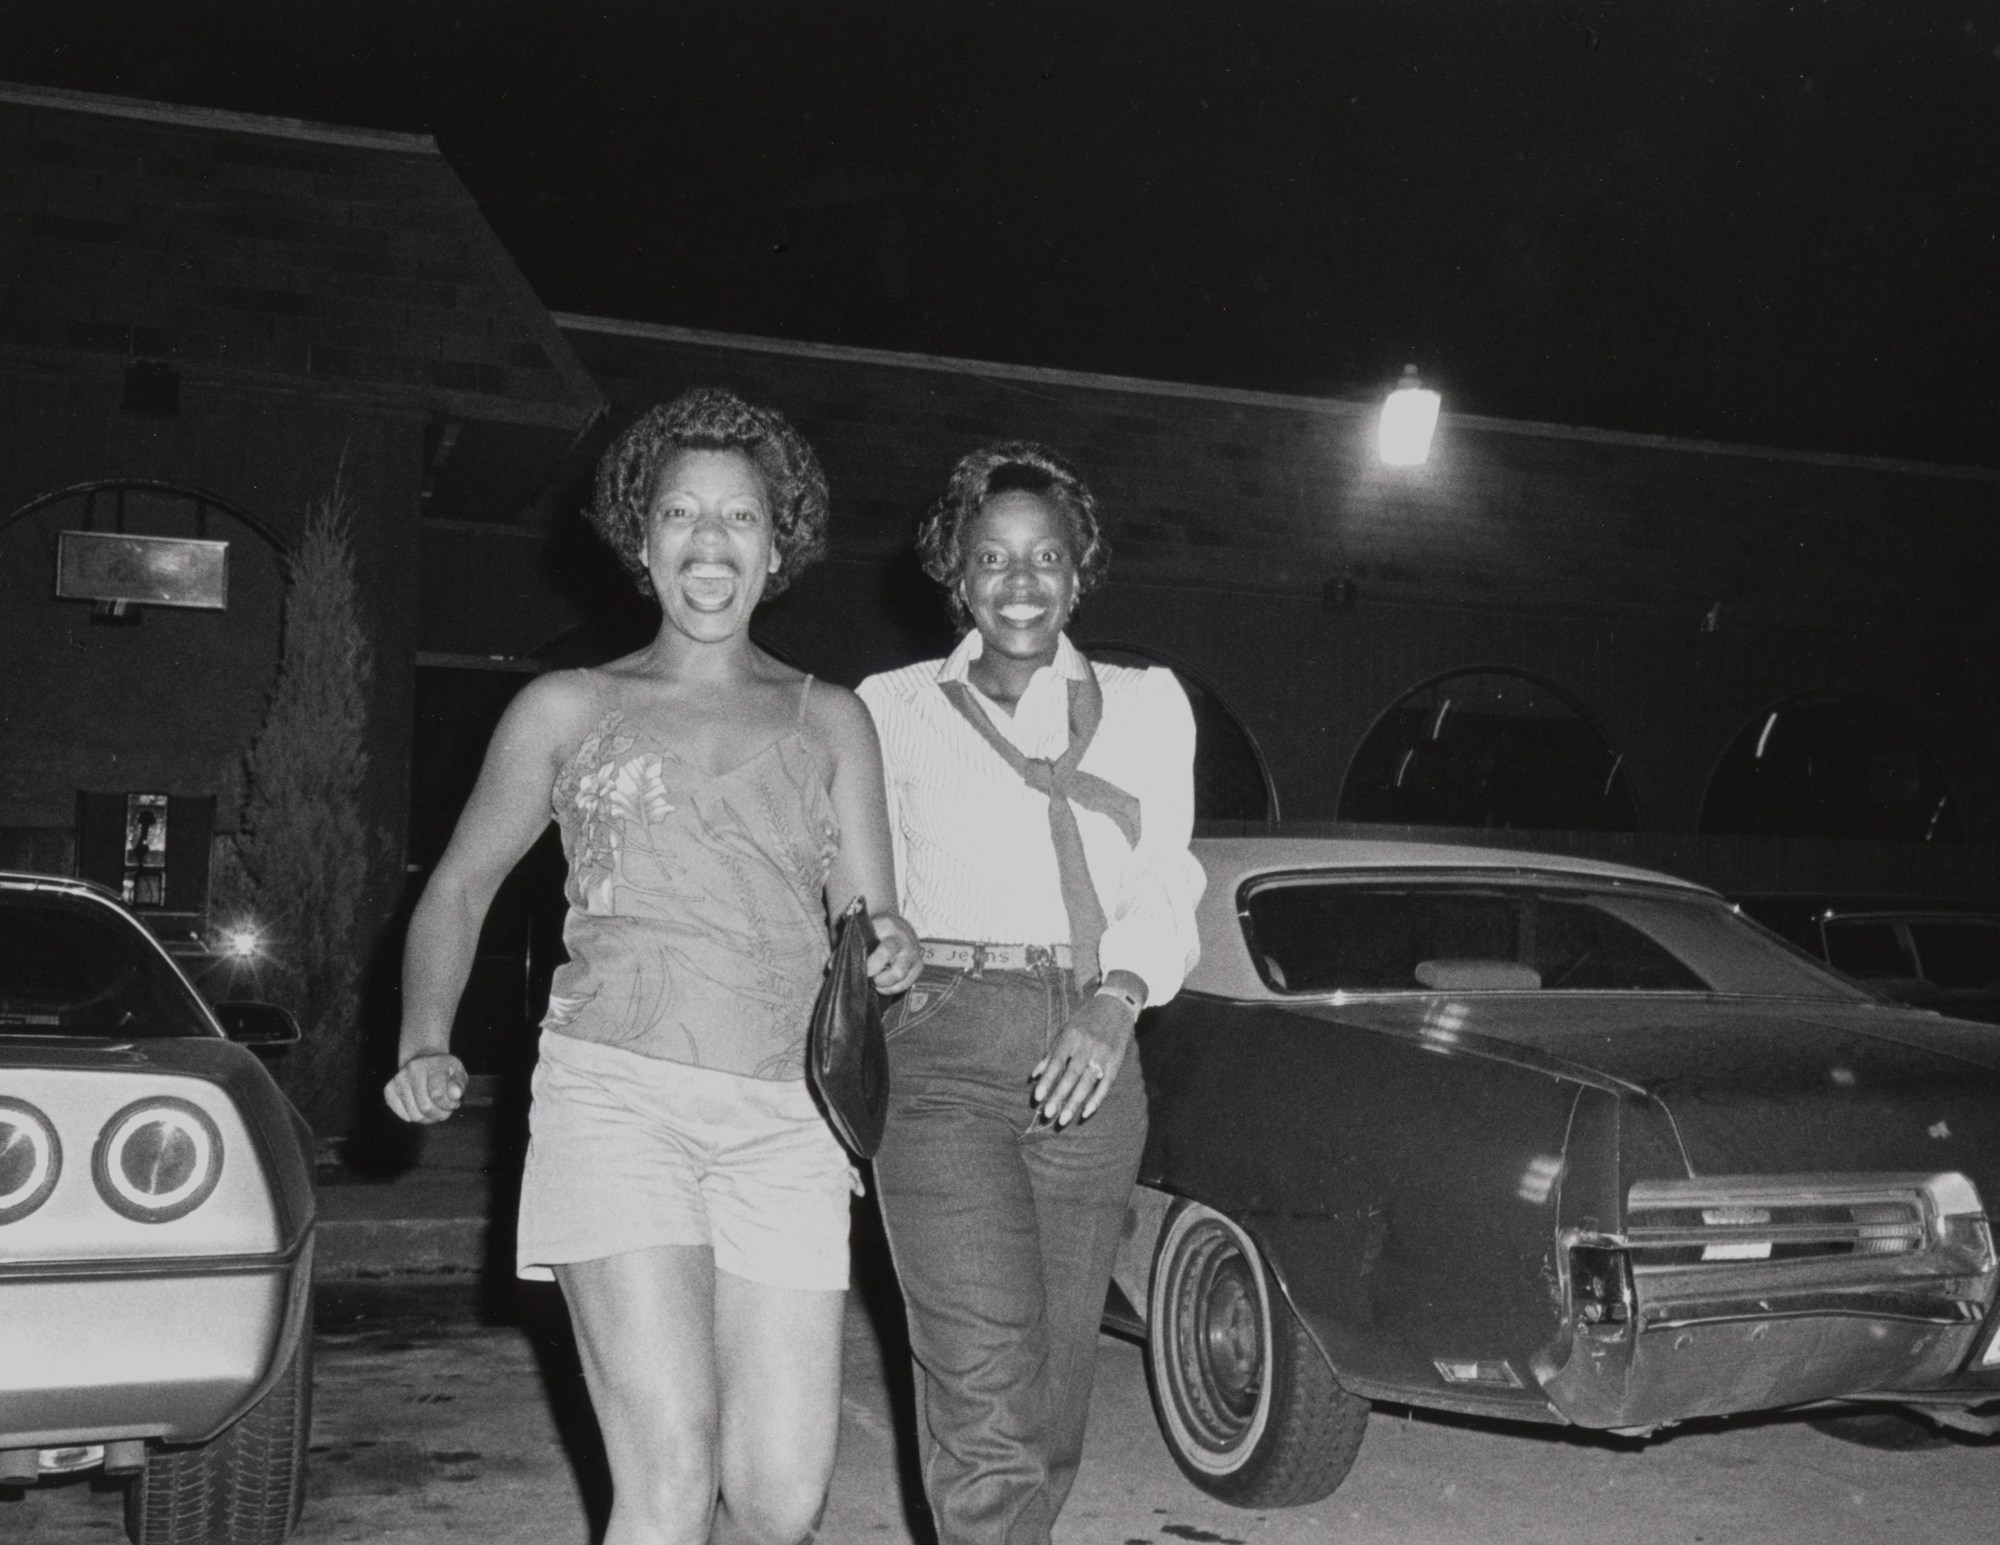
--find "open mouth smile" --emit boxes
[679,561,740,610]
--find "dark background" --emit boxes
[4,0,1994,467]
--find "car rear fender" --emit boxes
[193,1227,315,1445]
[1135,995,1585,1413]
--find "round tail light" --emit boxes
[0,1098,62,1224]
[93,1098,222,1222]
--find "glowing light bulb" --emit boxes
[1379,364,1441,466]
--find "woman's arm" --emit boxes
[810,683,921,994]
[1091,667,1205,1006]
[384,672,591,1123]
[1038,667,1207,1126]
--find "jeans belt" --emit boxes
[919,939,1075,974]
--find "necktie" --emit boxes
[940,668,1142,985]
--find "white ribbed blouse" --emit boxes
[856,632,1206,1005]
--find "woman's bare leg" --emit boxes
[558,1247,847,1545]
[712,1270,847,1545]
[558,1246,720,1545]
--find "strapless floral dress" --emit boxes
[542,704,839,1081]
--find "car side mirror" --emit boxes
[213,1001,301,1047]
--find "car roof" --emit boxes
[1192,835,1712,892]
[1186,835,1716,1001]
[1738,894,2000,923]
[0,870,118,900]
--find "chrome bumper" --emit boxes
[1541,1172,1999,1430]
[0,1242,312,1449]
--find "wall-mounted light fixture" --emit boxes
[1379,364,1441,466]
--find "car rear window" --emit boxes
[1243,878,1871,1000]
[1908,920,2000,990]
[0,888,216,1039]
[1822,920,1918,981]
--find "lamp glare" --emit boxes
[1379,367,1441,466]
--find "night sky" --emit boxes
[4,1,1996,466]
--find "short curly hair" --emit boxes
[916,440,1111,629]
[587,387,830,599]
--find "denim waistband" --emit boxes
[919,939,1075,974]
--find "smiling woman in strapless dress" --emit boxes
[384,388,919,1545]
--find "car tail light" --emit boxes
[1569,1244,1635,1327]
[91,1097,222,1222]
[0,1097,62,1224]
[1629,1179,1941,1268]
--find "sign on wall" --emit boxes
[56,531,229,610]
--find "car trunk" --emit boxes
[1300,994,2000,1187]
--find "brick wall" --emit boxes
[0,88,600,428]
[524,321,2000,842]
[0,362,422,997]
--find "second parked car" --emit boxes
[1735,895,2000,1026]
[0,872,316,1545]
[1108,838,2000,1506]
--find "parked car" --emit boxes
[1107,838,2000,1506]
[0,872,316,1545]
[1735,895,2000,1027]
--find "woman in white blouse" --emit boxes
[857,442,1205,1545]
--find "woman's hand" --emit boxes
[867,911,923,995]
[384,1050,468,1124]
[1033,983,1142,1128]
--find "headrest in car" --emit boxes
[1414,959,1543,991]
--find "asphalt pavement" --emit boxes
[19,1091,2000,1544]
[22,1269,1999,1545]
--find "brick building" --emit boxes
[4,83,1996,1090]
[0,82,602,978]
[435,314,2000,894]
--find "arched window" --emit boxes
[3,479,288,560]
[1,480,291,910]
[1340,669,1638,831]
[1080,643,1279,824]
[1701,694,1959,842]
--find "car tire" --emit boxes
[1146,1201,1367,1507]
[125,1303,313,1545]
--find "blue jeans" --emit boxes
[873,959,1147,1545]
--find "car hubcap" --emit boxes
[1199,1255,1262,1417]
[1167,1219,1268,1453]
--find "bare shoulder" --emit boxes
[494,669,606,760]
[800,680,882,767]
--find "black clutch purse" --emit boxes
[807,897,890,1158]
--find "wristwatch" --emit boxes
[1094,981,1144,1017]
